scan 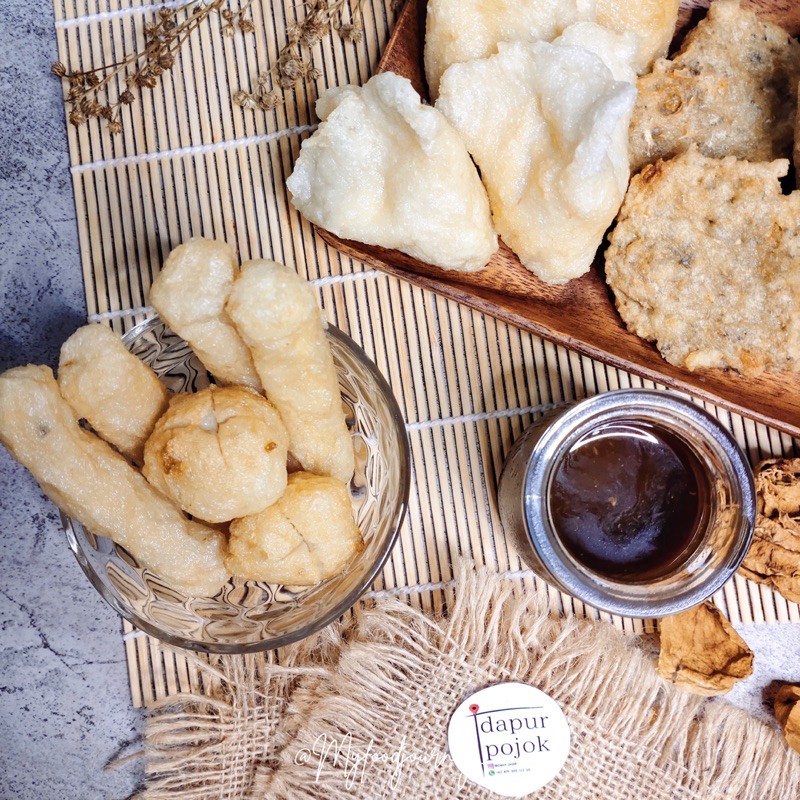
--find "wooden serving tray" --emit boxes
[318,0,800,438]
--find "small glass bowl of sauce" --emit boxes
[498,390,755,617]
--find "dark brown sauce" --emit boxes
[548,421,708,582]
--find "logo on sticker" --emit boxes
[447,682,570,797]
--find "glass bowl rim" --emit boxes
[63,314,411,654]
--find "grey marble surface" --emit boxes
[728,624,800,725]
[0,0,144,797]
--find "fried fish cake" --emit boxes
[0,365,230,596]
[226,472,363,586]
[424,0,676,100]
[437,29,636,284]
[423,0,595,101]
[58,323,169,464]
[143,385,289,523]
[286,73,497,273]
[629,0,800,173]
[606,147,800,375]
[596,0,680,72]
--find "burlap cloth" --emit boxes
[138,562,800,799]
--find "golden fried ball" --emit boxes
[143,385,288,523]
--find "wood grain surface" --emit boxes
[318,0,800,438]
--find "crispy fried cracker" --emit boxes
[606,147,800,376]
[629,0,800,173]
[795,79,800,175]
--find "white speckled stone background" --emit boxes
[0,0,143,796]
[1,1,799,797]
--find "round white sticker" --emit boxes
[447,682,570,797]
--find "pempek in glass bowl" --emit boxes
[63,316,410,654]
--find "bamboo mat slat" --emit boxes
[53,0,799,708]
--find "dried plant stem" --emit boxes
[52,0,254,134]
[234,0,370,113]
[221,0,257,35]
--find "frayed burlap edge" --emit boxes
[137,561,800,799]
[133,621,345,799]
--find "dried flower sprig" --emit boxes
[221,0,256,36]
[233,73,286,112]
[234,0,368,113]
[52,0,253,134]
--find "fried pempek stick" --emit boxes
[226,260,355,483]
[58,323,169,464]
[0,365,230,597]
[149,238,262,390]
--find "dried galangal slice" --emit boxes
[775,684,800,754]
[657,601,753,696]
[738,459,800,603]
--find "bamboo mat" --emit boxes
[52,0,800,709]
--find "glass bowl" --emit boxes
[63,316,410,653]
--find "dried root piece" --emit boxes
[775,684,800,754]
[738,458,800,603]
[657,601,754,696]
